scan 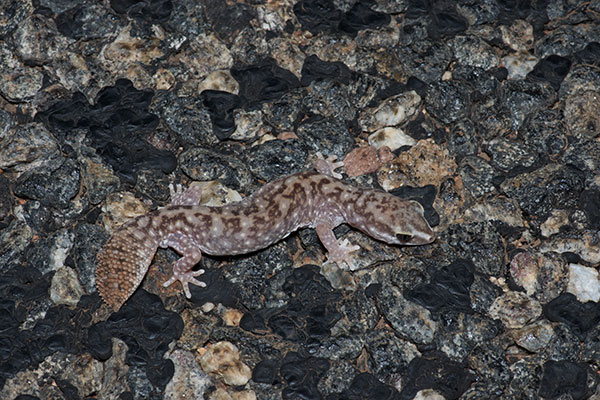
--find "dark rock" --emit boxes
[293,0,342,35]
[280,352,329,400]
[14,159,81,209]
[188,269,243,309]
[445,119,478,159]
[376,283,437,345]
[0,264,95,391]
[243,139,309,182]
[519,109,567,160]
[252,351,330,399]
[87,290,183,389]
[395,36,453,83]
[405,259,474,314]
[327,372,400,400]
[364,328,418,384]
[179,146,253,193]
[500,164,585,224]
[252,359,281,385]
[400,351,475,400]
[543,293,600,339]
[36,79,175,186]
[574,42,600,66]
[72,223,108,293]
[110,0,173,23]
[496,0,549,34]
[240,266,341,346]
[156,94,218,147]
[439,222,505,276]
[579,189,600,229]
[425,81,470,124]
[200,90,241,140]
[501,79,557,130]
[538,360,590,400]
[301,55,351,86]
[232,59,301,110]
[526,55,572,90]
[427,6,468,40]
[296,115,355,159]
[56,3,120,40]
[0,175,12,228]
[459,155,497,198]
[25,230,72,276]
[0,0,31,36]
[201,0,255,43]
[486,137,538,173]
[406,1,468,40]
[339,0,391,37]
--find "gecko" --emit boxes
[96,156,435,311]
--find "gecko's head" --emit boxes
[353,195,436,246]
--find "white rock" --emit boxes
[414,389,445,400]
[50,267,84,306]
[368,127,416,151]
[567,263,600,303]
[502,52,538,80]
[165,350,212,400]
[359,91,421,132]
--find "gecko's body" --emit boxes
[97,166,435,311]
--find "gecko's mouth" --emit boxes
[396,233,414,243]
[396,231,436,245]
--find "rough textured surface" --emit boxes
[0,0,600,398]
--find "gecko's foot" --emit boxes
[327,239,361,270]
[169,183,184,198]
[314,152,344,179]
[169,182,203,206]
[163,268,206,298]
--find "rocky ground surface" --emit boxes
[0,0,599,399]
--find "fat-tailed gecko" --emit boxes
[96,156,435,310]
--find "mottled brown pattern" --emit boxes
[224,217,241,231]
[267,205,282,219]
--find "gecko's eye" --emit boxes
[396,233,413,243]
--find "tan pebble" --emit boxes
[199,341,251,386]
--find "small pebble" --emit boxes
[567,263,600,303]
[489,291,542,329]
[199,341,251,386]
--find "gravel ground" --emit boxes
[1,0,600,399]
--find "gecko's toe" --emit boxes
[164,269,207,299]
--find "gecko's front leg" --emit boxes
[159,232,206,298]
[313,152,344,179]
[315,223,360,270]
[160,183,207,298]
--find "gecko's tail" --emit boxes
[96,218,159,311]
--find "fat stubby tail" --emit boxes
[96,218,159,311]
